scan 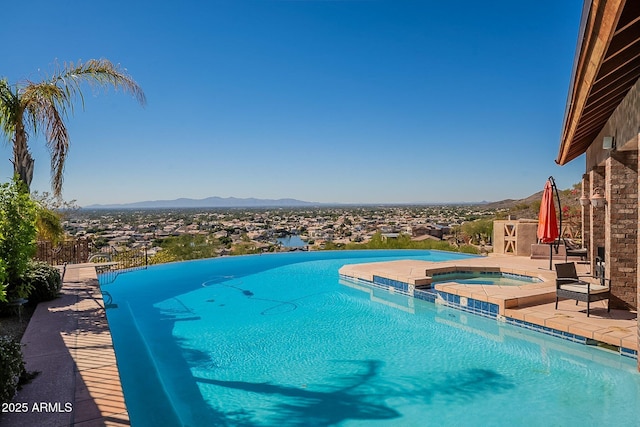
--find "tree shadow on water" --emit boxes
[196,361,515,426]
[430,368,515,403]
[198,360,399,426]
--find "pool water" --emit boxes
[431,271,541,286]
[101,250,640,427]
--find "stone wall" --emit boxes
[606,151,638,309]
[589,168,606,272]
[492,219,538,256]
[581,174,591,261]
[582,77,640,310]
[581,75,640,310]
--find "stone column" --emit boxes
[589,167,605,272]
[637,139,640,372]
[581,174,591,253]
[605,151,638,310]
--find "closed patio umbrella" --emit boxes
[537,177,560,270]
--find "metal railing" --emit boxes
[36,239,148,284]
[36,239,91,265]
[92,245,148,284]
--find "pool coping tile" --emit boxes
[340,254,637,358]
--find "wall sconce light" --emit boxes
[590,187,606,207]
[603,136,615,150]
[579,194,591,206]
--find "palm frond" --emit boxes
[51,59,147,107]
[5,59,145,196]
[21,85,69,195]
[0,79,19,138]
[21,82,71,131]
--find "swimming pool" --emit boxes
[431,271,541,286]
[101,250,640,426]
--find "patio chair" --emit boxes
[555,262,610,317]
[595,246,605,279]
[564,239,588,262]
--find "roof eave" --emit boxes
[557,0,626,165]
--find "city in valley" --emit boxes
[61,205,504,261]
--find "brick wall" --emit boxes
[590,168,606,272]
[582,76,640,369]
[605,152,638,309]
[581,174,591,260]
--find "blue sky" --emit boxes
[1,0,584,206]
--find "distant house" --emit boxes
[213,230,228,239]
[412,226,431,237]
[381,233,400,241]
[412,224,449,240]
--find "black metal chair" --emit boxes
[564,239,588,262]
[595,246,605,279]
[555,262,610,317]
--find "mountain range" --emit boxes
[84,196,496,209]
[84,196,323,209]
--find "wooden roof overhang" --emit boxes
[557,0,640,165]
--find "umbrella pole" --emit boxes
[549,176,561,271]
[550,175,562,258]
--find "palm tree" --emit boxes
[0,59,146,196]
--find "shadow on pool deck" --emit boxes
[0,265,129,427]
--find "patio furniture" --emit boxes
[555,262,610,317]
[595,246,605,279]
[564,239,588,262]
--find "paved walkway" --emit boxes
[1,265,128,427]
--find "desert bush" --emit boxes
[461,219,494,245]
[458,244,481,254]
[332,232,472,253]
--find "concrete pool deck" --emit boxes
[2,254,637,426]
[1,264,129,427]
[339,254,638,354]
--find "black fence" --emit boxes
[36,239,92,265]
[36,239,148,283]
[89,245,149,284]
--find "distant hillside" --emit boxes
[482,191,544,211]
[85,196,323,209]
[483,186,579,219]
[84,187,579,212]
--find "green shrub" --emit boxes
[458,244,481,254]
[0,178,38,302]
[0,336,26,404]
[0,260,6,302]
[23,261,62,304]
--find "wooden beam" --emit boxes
[589,59,640,97]
[605,20,640,60]
[582,82,635,118]
[558,0,627,165]
[598,40,640,78]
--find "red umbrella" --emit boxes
[538,179,560,269]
